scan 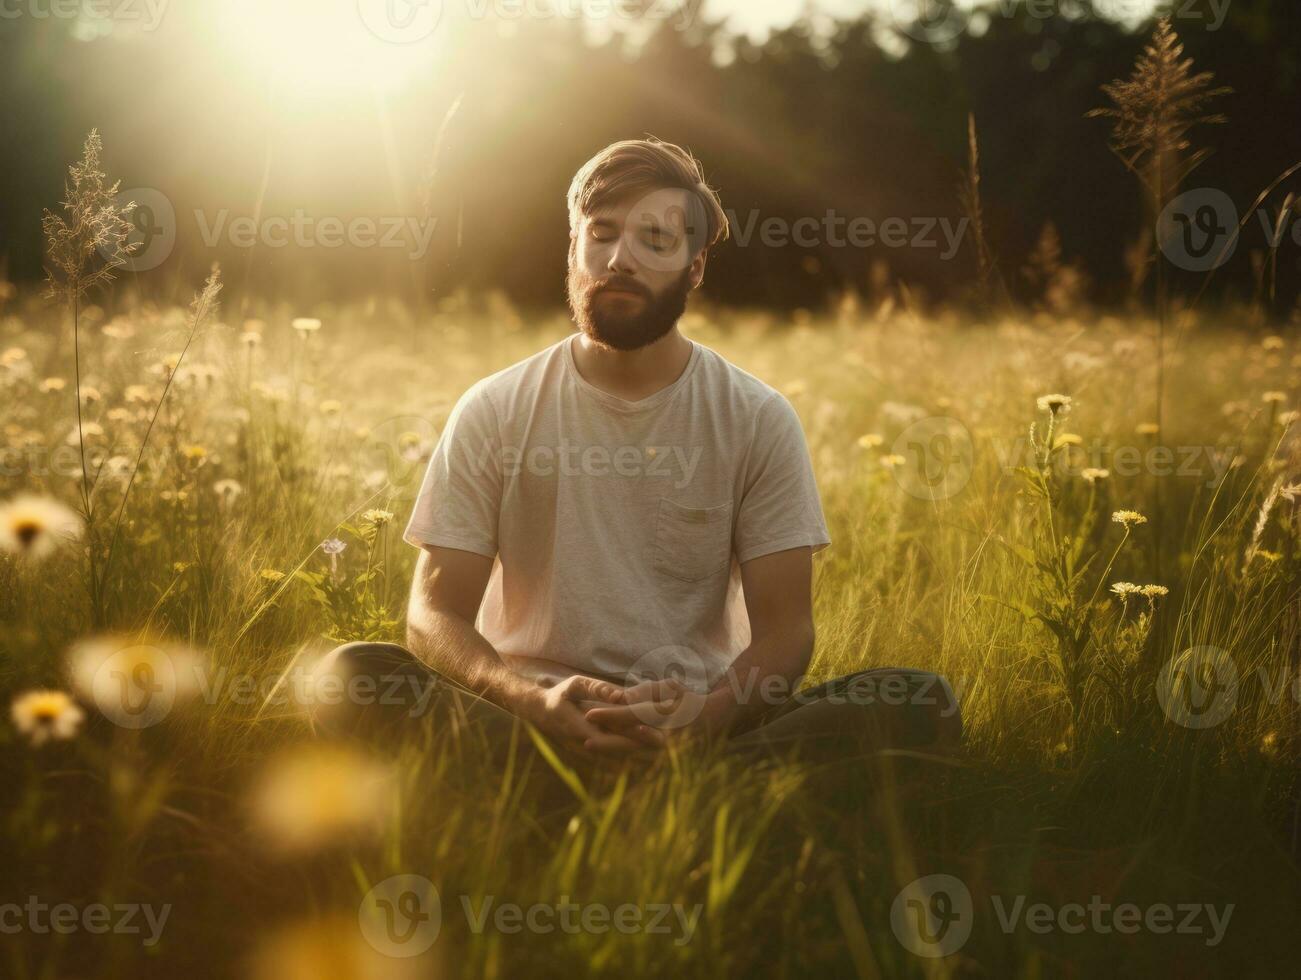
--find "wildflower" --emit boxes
[1036,393,1072,416]
[0,494,84,559]
[291,317,322,334]
[250,916,431,980]
[213,478,243,504]
[1111,510,1148,527]
[1081,467,1110,483]
[180,444,208,463]
[361,509,394,526]
[1262,335,1284,351]
[39,377,67,393]
[321,538,347,556]
[160,489,189,503]
[1279,410,1300,427]
[856,433,884,450]
[1,347,27,367]
[123,384,152,404]
[240,331,263,347]
[879,454,906,469]
[1110,582,1141,597]
[11,690,85,746]
[248,745,394,856]
[1260,731,1279,759]
[66,422,104,445]
[1135,422,1159,436]
[79,386,102,404]
[105,407,132,423]
[67,635,204,728]
[1262,391,1287,404]
[101,319,134,340]
[173,561,194,574]
[319,400,343,417]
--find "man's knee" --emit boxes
[845,668,963,747]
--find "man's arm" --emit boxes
[702,545,816,733]
[406,545,637,750]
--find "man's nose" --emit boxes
[606,233,638,275]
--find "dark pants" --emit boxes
[311,642,962,760]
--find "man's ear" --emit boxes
[688,249,707,291]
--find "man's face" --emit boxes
[567,187,708,351]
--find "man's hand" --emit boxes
[584,678,734,744]
[514,676,663,756]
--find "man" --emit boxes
[317,138,961,758]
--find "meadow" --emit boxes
[1,278,1299,976]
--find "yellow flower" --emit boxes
[879,454,906,469]
[1279,410,1300,427]
[67,635,204,729]
[250,915,435,980]
[1139,584,1169,599]
[181,444,208,463]
[291,317,322,334]
[1262,391,1287,404]
[0,494,84,559]
[856,433,884,450]
[1261,335,1284,351]
[1135,422,1159,436]
[11,690,85,746]
[39,377,67,393]
[1081,467,1110,483]
[1111,510,1147,528]
[124,384,153,404]
[361,509,394,526]
[1110,581,1141,597]
[249,745,394,856]
[1,347,27,367]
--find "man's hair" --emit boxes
[566,137,730,256]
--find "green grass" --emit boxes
[2,293,1298,978]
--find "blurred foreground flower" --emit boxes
[249,745,394,856]
[67,635,204,729]
[0,494,84,559]
[292,317,322,334]
[1081,467,1110,483]
[11,690,85,746]
[250,915,436,980]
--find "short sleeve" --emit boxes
[733,393,832,564]
[402,384,501,558]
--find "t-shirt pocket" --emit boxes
[653,498,733,583]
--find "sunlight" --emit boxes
[216,0,438,94]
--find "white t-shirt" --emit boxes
[403,332,831,689]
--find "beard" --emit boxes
[566,260,692,352]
